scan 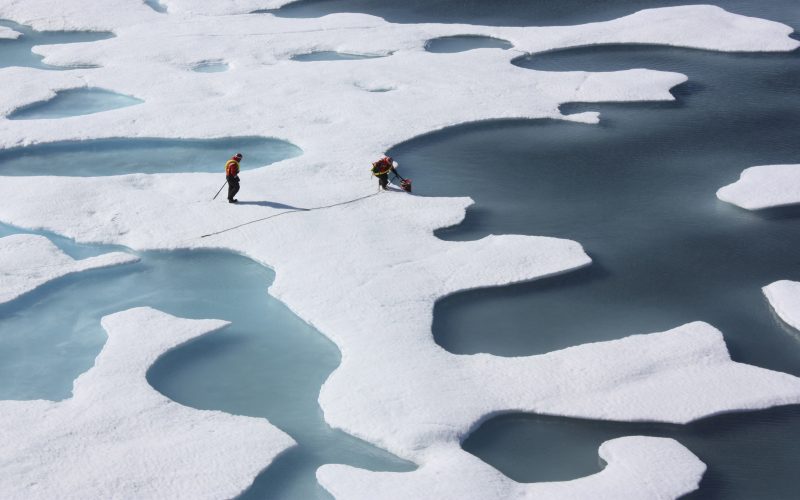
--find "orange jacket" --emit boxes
[225,158,240,177]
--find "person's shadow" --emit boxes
[235,201,308,211]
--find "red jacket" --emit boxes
[225,159,240,177]
[371,158,394,176]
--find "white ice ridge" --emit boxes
[0,2,799,499]
[320,437,705,500]
[717,164,800,210]
[763,280,800,332]
[0,233,138,304]
[0,307,295,498]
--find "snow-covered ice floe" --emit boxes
[320,436,705,500]
[763,280,800,332]
[0,233,137,304]
[0,307,294,498]
[318,319,800,454]
[0,1,799,498]
[0,24,21,39]
[717,164,800,210]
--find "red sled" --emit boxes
[400,179,412,193]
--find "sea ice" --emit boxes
[0,307,294,498]
[717,164,800,210]
[0,2,798,498]
[319,437,705,500]
[0,233,137,304]
[763,280,800,333]
[0,24,20,39]
[144,0,168,15]
[166,1,291,17]
[318,319,800,459]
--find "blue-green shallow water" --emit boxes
[425,35,512,53]
[0,229,413,498]
[0,137,302,176]
[291,51,386,61]
[8,88,143,120]
[0,19,112,70]
[193,61,229,72]
[149,313,415,500]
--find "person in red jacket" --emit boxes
[225,153,242,203]
[371,155,397,191]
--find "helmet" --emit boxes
[234,153,243,160]
[383,155,392,163]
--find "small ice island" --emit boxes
[0,0,799,499]
[718,164,800,210]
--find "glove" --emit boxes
[235,176,240,181]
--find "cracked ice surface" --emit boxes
[763,280,800,333]
[717,164,800,209]
[0,233,138,304]
[0,307,294,498]
[1,1,800,498]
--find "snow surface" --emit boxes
[0,307,294,498]
[318,320,800,460]
[0,25,20,39]
[763,280,800,332]
[319,437,705,500]
[717,164,800,209]
[1,2,799,498]
[0,233,138,304]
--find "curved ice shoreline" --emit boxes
[320,436,706,500]
[0,2,799,498]
[718,164,800,210]
[0,307,294,498]
[0,233,137,304]
[764,280,800,333]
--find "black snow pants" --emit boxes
[227,175,240,201]
[377,173,389,190]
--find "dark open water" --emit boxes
[351,0,799,497]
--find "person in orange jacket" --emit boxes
[225,153,242,203]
